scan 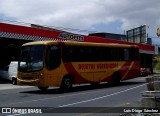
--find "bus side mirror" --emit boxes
[19,62,27,71]
[11,57,15,61]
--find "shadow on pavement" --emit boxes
[0,78,10,84]
[20,81,146,95]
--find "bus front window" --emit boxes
[18,45,45,72]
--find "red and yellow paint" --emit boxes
[62,61,140,85]
[17,41,140,87]
[18,60,140,87]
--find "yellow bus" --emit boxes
[17,41,140,91]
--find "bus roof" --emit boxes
[22,41,138,48]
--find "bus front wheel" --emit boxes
[60,77,73,90]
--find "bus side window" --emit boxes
[124,49,129,61]
[46,45,61,70]
[130,48,140,61]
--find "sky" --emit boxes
[0,0,160,44]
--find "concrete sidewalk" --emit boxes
[0,79,31,90]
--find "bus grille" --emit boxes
[21,77,34,80]
[20,81,35,86]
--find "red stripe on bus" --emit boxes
[64,63,89,84]
[121,61,140,80]
[64,61,137,84]
[101,62,132,82]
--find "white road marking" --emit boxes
[6,83,147,116]
[58,83,146,107]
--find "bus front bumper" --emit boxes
[17,78,39,86]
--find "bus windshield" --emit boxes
[18,45,45,72]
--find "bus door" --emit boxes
[45,45,61,86]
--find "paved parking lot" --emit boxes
[0,78,31,90]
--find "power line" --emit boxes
[0,19,30,26]
[1,18,159,38]
[0,18,97,34]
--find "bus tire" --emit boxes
[90,82,100,86]
[38,86,48,91]
[111,72,121,84]
[60,76,73,90]
[12,78,17,85]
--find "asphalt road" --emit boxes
[0,77,148,116]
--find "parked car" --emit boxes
[0,61,18,85]
[140,68,151,77]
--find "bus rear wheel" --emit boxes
[38,86,48,91]
[60,77,73,91]
[110,73,121,85]
[90,82,100,86]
